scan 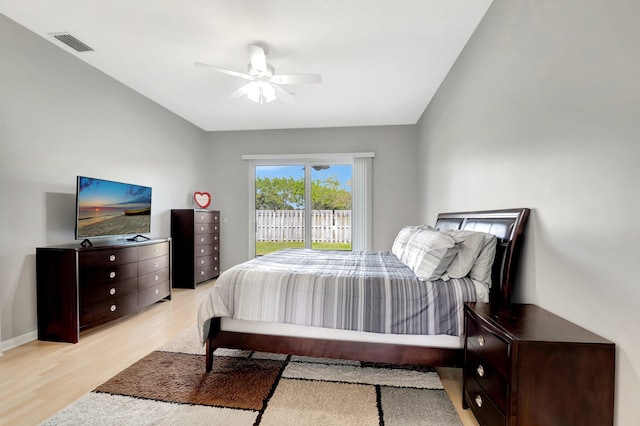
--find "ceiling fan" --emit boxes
[195,44,322,105]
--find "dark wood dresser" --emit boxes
[463,302,615,426]
[36,238,171,343]
[171,209,220,288]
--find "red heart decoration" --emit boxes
[193,192,211,209]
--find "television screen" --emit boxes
[75,176,152,239]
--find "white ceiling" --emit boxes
[1,0,492,132]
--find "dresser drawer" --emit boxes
[196,264,219,282]
[79,246,138,267]
[138,254,169,276]
[196,243,219,257]
[139,281,171,306]
[80,262,138,286]
[465,346,508,413]
[194,222,220,234]
[195,254,219,268]
[467,314,509,378]
[80,294,138,327]
[138,242,169,260]
[138,268,170,290]
[195,233,219,245]
[194,211,219,224]
[464,375,505,426]
[80,277,138,306]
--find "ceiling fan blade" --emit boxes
[229,83,252,98]
[271,84,298,105]
[270,74,322,85]
[248,44,268,73]
[194,62,253,80]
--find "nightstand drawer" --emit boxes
[464,375,505,426]
[465,347,507,412]
[467,314,509,378]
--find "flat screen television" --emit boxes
[75,176,152,242]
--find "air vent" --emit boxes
[52,33,94,52]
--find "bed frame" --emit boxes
[205,208,530,371]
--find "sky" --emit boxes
[256,164,352,190]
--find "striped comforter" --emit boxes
[197,249,477,343]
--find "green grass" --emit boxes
[256,241,352,256]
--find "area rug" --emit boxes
[42,326,462,425]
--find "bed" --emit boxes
[198,208,530,372]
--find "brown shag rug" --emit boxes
[42,326,462,425]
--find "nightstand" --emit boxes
[463,302,615,426]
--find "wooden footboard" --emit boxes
[205,317,462,372]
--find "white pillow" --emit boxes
[468,234,497,286]
[443,230,489,279]
[401,228,459,281]
[391,225,419,260]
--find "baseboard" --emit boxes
[0,330,38,355]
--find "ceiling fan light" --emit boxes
[262,82,277,103]
[245,81,277,104]
[245,81,261,103]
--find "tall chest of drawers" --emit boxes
[36,238,171,343]
[171,209,220,288]
[463,302,615,426]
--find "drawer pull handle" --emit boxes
[155,275,159,281]
[477,335,485,346]
[200,215,204,220]
[475,395,483,408]
[109,271,116,279]
[214,226,218,231]
[477,365,485,377]
[153,248,158,254]
[201,260,205,265]
[214,246,218,251]
[200,237,205,243]
[200,249,205,254]
[110,304,117,312]
[109,288,116,296]
[200,226,205,231]
[201,270,205,276]
[154,262,159,268]
[155,289,160,295]
[109,254,116,262]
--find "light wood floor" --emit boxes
[0,279,478,426]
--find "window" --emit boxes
[244,153,373,257]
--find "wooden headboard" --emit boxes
[434,208,530,308]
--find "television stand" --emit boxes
[127,234,151,242]
[36,238,172,343]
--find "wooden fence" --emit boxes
[256,210,351,243]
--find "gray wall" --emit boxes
[0,14,208,348]
[417,1,640,424]
[204,126,419,269]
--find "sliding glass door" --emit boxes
[254,163,352,256]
